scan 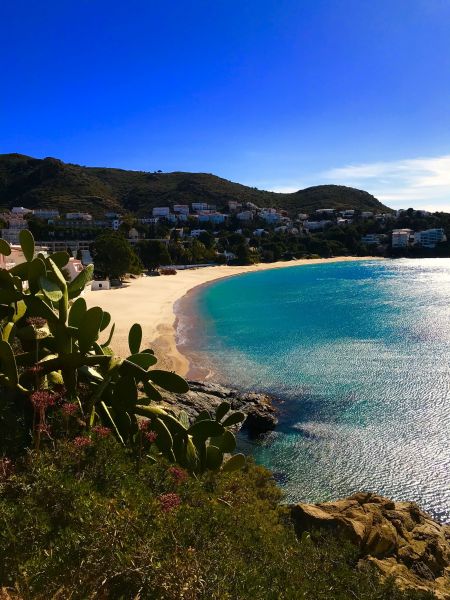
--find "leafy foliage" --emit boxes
[0,446,433,600]
[90,231,142,278]
[137,239,171,270]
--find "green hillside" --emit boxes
[0,153,391,216]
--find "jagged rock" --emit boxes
[160,380,279,435]
[291,492,450,599]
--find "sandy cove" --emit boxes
[85,257,381,377]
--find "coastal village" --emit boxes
[0,202,448,278]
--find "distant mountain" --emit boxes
[0,153,391,216]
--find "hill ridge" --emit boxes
[0,153,391,216]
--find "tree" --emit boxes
[169,242,192,265]
[137,240,171,270]
[198,231,215,248]
[91,232,137,279]
[191,239,215,264]
[234,243,253,265]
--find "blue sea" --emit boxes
[180,259,450,522]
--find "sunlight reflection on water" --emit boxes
[181,259,450,522]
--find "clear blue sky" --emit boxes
[1,0,450,209]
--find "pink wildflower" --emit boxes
[158,492,181,513]
[27,364,44,375]
[30,390,56,410]
[92,425,111,438]
[145,430,158,444]
[168,466,188,485]
[61,402,78,416]
[73,436,92,449]
[138,419,150,431]
[36,423,52,436]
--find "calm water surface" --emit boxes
[180,259,450,522]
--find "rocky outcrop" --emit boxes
[291,492,450,599]
[160,380,279,435]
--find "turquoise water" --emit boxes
[183,259,450,522]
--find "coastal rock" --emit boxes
[291,492,450,599]
[160,380,279,435]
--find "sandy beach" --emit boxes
[85,256,380,377]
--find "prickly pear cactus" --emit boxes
[0,232,246,474]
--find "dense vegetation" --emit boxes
[0,444,433,599]
[0,153,389,217]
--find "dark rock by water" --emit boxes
[291,492,450,599]
[161,380,279,436]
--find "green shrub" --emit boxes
[0,444,432,600]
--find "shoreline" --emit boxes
[85,256,383,376]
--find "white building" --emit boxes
[260,212,281,224]
[304,220,332,231]
[361,234,384,245]
[91,279,110,291]
[316,208,335,216]
[0,243,49,269]
[173,205,190,215]
[414,228,446,248]
[375,213,395,221]
[298,213,309,221]
[152,207,170,217]
[4,215,28,229]
[341,210,355,218]
[215,250,236,262]
[139,217,159,225]
[64,257,84,281]
[190,229,208,238]
[361,211,374,219]
[33,209,60,220]
[228,201,242,211]
[1,230,21,244]
[66,212,92,221]
[198,212,227,224]
[1,214,29,244]
[11,207,32,215]
[392,229,413,248]
[236,211,254,221]
[191,202,208,212]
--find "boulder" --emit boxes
[291,492,450,599]
[159,380,279,436]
